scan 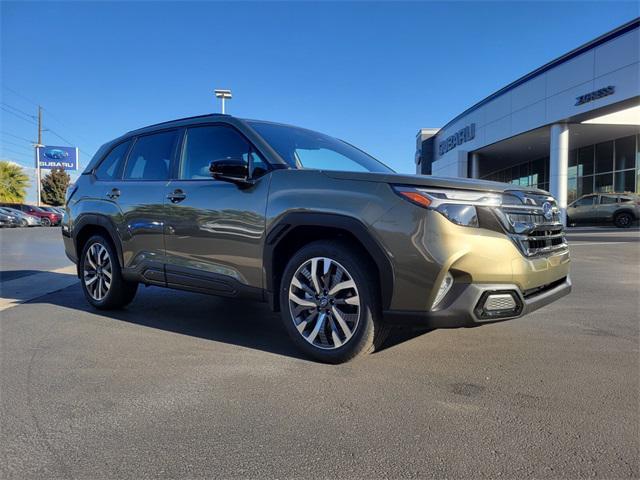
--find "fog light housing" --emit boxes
[432,271,454,310]
[474,290,523,320]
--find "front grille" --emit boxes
[503,210,567,256]
[491,191,568,257]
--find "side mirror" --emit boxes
[209,158,252,186]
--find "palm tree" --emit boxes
[0,160,30,203]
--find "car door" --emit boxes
[594,194,619,222]
[163,123,271,295]
[568,195,596,224]
[106,129,180,279]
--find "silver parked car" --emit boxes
[0,210,20,228]
[0,207,42,227]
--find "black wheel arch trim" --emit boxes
[615,208,637,219]
[263,211,395,310]
[72,214,125,269]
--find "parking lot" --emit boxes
[1,226,638,479]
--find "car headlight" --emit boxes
[392,186,520,228]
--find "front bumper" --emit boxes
[383,275,572,327]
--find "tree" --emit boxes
[41,168,71,206]
[0,160,30,203]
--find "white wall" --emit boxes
[430,27,640,178]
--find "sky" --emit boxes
[1,1,638,201]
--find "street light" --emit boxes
[214,89,232,114]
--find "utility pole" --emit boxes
[34,106,44,206]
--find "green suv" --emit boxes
[62,114,571,363]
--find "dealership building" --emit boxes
[416,18,640,220]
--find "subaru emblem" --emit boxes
[542,201,553,220]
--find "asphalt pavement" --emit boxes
[1,226,638,479]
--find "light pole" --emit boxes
[214,89,232,114]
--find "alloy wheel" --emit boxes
[617,214,631,227]
[288,257,360,350]
[83,243,113,301]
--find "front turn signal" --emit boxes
[396,189,432,208]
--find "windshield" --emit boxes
[248,121,393,173]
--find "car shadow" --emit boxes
[24,280,435,360]
[0,269,57,282]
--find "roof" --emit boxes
[439,17,640,132]
[125,113,230,135]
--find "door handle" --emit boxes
[167,189,186,203]
[106,188,120,199]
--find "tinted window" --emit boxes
[95,141,131,180]
[124,131,178,180]
[180,126,253,180]
[577,146,594,176]
[574,195,595,207]
[615,136,636,171]
[615,169,636,193]
[595,141,613,174]
[600,195,617,204]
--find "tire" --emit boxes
[20,219,28,227]
[279,240,389,363]
[40,217,51,227]
[79,234,138,310]
[614,212,633,228]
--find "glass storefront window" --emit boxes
[615,136,636,171]
[578,146,594,176]
[594,172,613,192]
[579,175,594,196]
[480,135,637,195]
[615,169,635,193]
[567,176,577,204]
[595,141,614,174]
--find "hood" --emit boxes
[321,171,550,195]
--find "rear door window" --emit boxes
[124,130,179,181]
[95,141,131,180]
[599,195,618,204]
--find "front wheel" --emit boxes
[79,235,138,309]
[614,212,633,228]
[279,240,388,363]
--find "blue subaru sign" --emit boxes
[37,145,78,170]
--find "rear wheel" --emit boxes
[614,212,633,228]
[80,235,138,309]
[279,240,388,363]
[40,217,51,227]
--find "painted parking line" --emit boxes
[0,265,77,311]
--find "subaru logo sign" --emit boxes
[37,145,78,171]
[542,201,553,220]
[43,148,69,160]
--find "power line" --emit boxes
[1,146,33,159]
[1,106,38,126]
[3,85,97,155]
[2,85,39,107]
[1,139,32,152]
[0,131,33,143]
[1,102,36,119]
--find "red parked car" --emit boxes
[0,203,62,227]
